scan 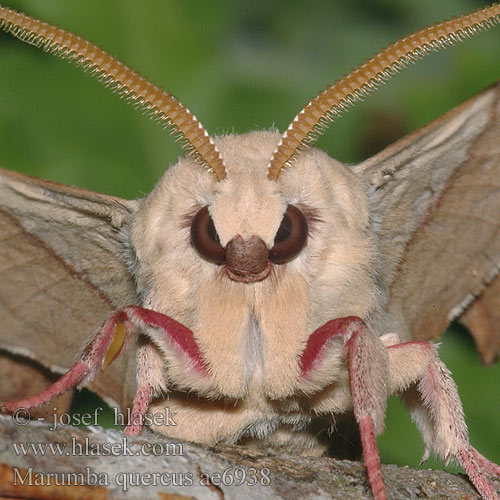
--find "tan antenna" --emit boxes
[0,5,227,181]
[267,3,500,180]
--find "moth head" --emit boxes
[189,133,309,283]
[130,132,308,288]
[130,130,371,305]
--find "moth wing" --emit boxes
[357,82,500,362]
[0,167,139,409]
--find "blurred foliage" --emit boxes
[1,0,499,473]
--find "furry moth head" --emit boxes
[129,128,376,333]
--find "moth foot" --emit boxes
[359,415,387,500]
[2,361,88,413]
[124,385,153,436]
[469,447,500,478]
[457,446,500,500]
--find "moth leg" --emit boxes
[125,341,166,436]
[2,306,207,435]
[0,360,88,414]
[301,317,390,500]
[0,312,128,414]
[388,341,500,500]
[341,318,389,500]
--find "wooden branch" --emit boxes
[0,415,496,499]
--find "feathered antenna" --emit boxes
[267,3,500,181]
[0,5,227,180]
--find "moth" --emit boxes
[0,3,499,500]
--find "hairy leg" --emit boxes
[387,340,500,500]
[1,306,207,434]
[300,317,389,500]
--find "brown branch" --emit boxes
[0,415,496,499]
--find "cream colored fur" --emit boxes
[129,130,378,450]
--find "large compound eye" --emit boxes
[190,206,225,264]
[270,204,308,264]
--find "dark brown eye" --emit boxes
[190,206,225,264]
[270,204,308,264]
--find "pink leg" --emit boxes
[125,340,167,436]
[1,361,87,412]
[388,341,500,500]
[300,317,389,500]
[359,415,386,500]
[344,319,388,500]
[421,358,499,500]
[457,447,500,500]
[2,305,208,434]
[126,384,152,436]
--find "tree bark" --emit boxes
[0,415,496,499]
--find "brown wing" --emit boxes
[358,81,500,363]
[0,167,139,408]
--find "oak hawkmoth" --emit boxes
[0,2,499,499]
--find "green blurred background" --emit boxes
[0,0,499,474]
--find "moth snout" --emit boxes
[225,234,271,283]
